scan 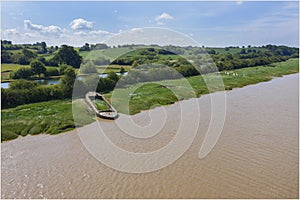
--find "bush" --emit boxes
[30,60,46,77]
[92,57,110,65]
[1,81,64,108]
[45,68,59,77]
[59,64,70,75]
[79,61,97,74]
[10,79,38,90]
[10,67,33,79]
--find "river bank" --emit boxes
[1,58,299,141]
[1,73,298,198]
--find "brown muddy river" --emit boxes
[1,74,299,198]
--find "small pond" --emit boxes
[1,72,128,89]
[1,78,60,89]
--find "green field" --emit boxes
[1,58,298,141]
[96,64,131,73]
[79,47,133,60]
[1,64,62,82]
[1,63,27,72]
[205,47,267,54]
[1,63,60,72]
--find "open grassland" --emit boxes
[96,64,131,73]
[1,58,298,141]
[205,47,267,54]
[1,63,28,73]
[1,63,60,72]
[80,48,132,60]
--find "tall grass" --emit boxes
[1,100,94,141]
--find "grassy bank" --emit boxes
[1,100,94,141]
[104,58,299,114]
[1,58,298,141]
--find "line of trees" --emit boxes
[2,42,82,69]
[9,60,62,79]
[2,69,121,108]
[2,66,77,108]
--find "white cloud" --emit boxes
[2,29,19,36]
[236,1,244,5]
[74,31,88,36]
[155,12,174,25]
[155,12,174,21]
[70,18,93,30]
[89,30,112,36]
[130,28,143,33]
[24,20,62,34]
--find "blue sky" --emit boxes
[1,1,299,47]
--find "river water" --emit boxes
[1,74,298,198]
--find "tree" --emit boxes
[53,45,82,68]
[207,49,216,54]
[22,49,36,59]
[30,60,46,77]
[240,49,246,54]
[10,67,33,79]
[45,68,59,77]
[1,51,12,63]
[79,43,90,51]
[79,60,97,74]
[59,64,70,75]
[15,49,37,65]
[93,43,109,50]
[17,56,31,65]
[41,42,47,54]
[10,79,38,90]
[119,67,125,74]
[59,66,76,97]
[132,60,138,67]
[107,71,119,82]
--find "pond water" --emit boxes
[97,72,128,78]
[1,72,128,89]
[1,79,60,89]
[77,72,128,80]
